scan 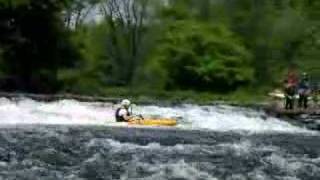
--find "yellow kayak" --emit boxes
[128,118,177,127]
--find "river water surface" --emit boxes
[0,98,319,180]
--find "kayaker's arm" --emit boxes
[123,114,133,121]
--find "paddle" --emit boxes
[129,104,144,121]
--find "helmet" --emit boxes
[121,99,131,107]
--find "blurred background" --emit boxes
[0,0,319,102]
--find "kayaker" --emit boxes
[115,99,133,122]
[298,72,311,109]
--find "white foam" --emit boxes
[85,139,319,180]
[264,153,320,178]
[0,98,113,125]
[123,160,218,180]
[138,104,311,133]
[0,98,314,133]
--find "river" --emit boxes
[0,98,319,180]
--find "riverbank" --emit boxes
[102,87,269,106]
[0,88,269,107]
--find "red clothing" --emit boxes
[286,72,298,87]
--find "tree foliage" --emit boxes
[0,0,319,94]
[148,20,253,91]
[0,0,80,92]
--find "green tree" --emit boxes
[98,0,155,86]
[148,20,253,92]
[0,0,79,92]
[58,23,111,94]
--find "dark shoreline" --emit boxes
[0,91,267,108]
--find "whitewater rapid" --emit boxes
[0,98,312,133]
[1,126,319,180]
[0,98,319,180]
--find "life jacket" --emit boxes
[115,107,131,122]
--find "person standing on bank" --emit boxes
[284,68,299,110]
[298,73,311,109]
